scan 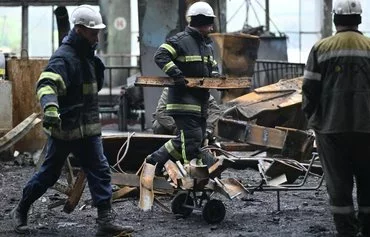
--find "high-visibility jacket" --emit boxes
[154,26,219,118]
[302,30,370,133]
[36,28,105,140]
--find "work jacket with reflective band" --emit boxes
[36,28,105,140]
[302,30,370,133]
[154,26,219,118]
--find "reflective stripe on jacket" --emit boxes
[154,26,219,118]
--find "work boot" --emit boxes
[333,213,359,237]
[10,203,30,234]
[358,213,370,237]
[96,206,134,237]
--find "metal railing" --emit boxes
[252,60,305,89]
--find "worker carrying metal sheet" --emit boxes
[302,1,370,236]
[10,5,134,236]
[146,1,220,173]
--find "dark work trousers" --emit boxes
[19,135,112,211]
[148,115,206,173]
[315,132,370,236]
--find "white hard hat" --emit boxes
[187,1,215,18]
[333,0,362,15]
[70,5,106,29]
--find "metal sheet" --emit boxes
[209,33,260,77]
[222,77,306,129]
[217,118,314,161]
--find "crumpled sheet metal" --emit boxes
[223,77,303,121]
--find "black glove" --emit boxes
[173,77,188,88]
[43,105,61,131]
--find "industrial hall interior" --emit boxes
[1,0,370,237]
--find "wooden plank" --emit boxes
[112,187,137,200]
[0,113,41,153]
[63,171,87,214]
[8,59,48,152]
[135,76,251,89]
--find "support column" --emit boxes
[100,0,131,87]
[321,0,333,38]
[21,5,28,55]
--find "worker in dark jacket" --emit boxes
[152,87,221,140]
[146,1,219,171]
[10,5,133,236]
[302,1,370,236]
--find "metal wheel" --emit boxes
[171,192,194,217]
[202,199,226,224]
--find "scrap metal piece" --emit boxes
[187,159,209,179]
[208,158,235,179]
[265,159,306,184]
[164,160,184,187]
[222,77,305,129]
[213,178,249,199]
[218,118,314,161]
[139,162,156,211]
[135,76,251,89]
[0,113,41,153]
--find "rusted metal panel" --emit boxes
[213,178,249,199]
[209,33,260,102]
[8,59,48,152]
[218,118,314,161]
[209,33,260,77]
[222,77,306,129]
[135,76,251,89]
[0,80,12,135]
[139,162,155,211]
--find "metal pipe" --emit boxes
[265,0,269,32]
[21,5,28,53]
[54,6,70,47]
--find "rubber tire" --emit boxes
[171,192,194,217]
[202,199,226,224]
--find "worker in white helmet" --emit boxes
[10,5,134,236]
[302,1,370,236]
[146,1,220,174]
